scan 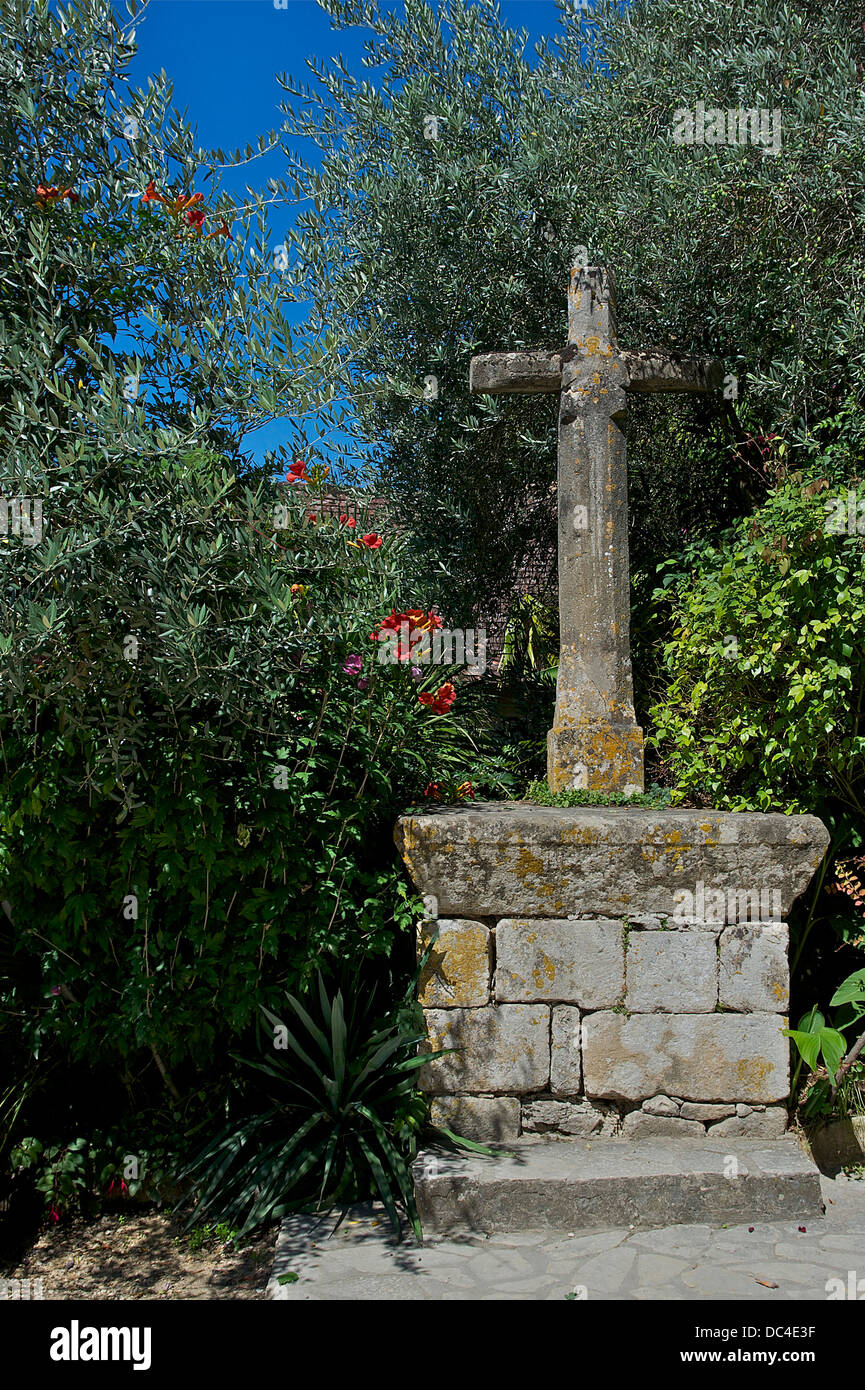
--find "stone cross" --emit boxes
[470,265,724,794]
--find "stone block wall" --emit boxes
[418,913,791,1142]
[397,805,830,1144]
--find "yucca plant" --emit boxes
[180,973,450,1240]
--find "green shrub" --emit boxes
[9,1129,170,1220]
[786,966,865,1119]
[0,453,470,1102]
[649,467,865,818]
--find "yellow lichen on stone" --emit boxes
[417,920,491,1008]
[699,821,721,847]
[515,845,544,881]
[560,826,601,845]
[736,1056,773,1094]
[531,952,557,991]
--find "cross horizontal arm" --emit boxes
[469,350,561,395]
[619,350,725,394]
[470,348,724,397]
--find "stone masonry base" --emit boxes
[419,914,791,1143]
[396,805,830,1144]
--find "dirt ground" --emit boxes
[3,1210,278,1300]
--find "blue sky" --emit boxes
[125,0,568,467]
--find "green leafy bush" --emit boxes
[786,966,865,1119]
[0,455,470,1101]
[0,1,483,1228]
[649,468,865,817]
[9,1130,166,1221]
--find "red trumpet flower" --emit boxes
[206,219,232,240]
[285,458,308,484]
[36,184,79,207]
[418,682,456,715]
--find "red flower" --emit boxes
[370,608,442,661]
[424,782,442,800]
[404,608,441,634]
[286,458,308,484]
[418,682,456,715]
[206,219,233,241]
[360,532,382,549]
[143,183,209,223]
[37,183,78,207]
[308,512,317,523]
[339,515,357,529]
[174,192,203,215]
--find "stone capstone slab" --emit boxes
[495,917,623,1006]
[421,1005,550,1095]
[719,923,789,1013]
[412,1138,824,1234]
[395,804,829,919]
[429,1095,520,1143]
[417,919,491,1008]
[582,1011,789,1103]
[625,930,717,1012]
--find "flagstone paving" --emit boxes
[268,1172,865,1300]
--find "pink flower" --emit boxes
[342,654,363,676]
[357,677,369,690]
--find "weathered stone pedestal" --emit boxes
[396,802,829,1230]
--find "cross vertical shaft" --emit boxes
[469,264,723,794]
[549,266,643,793]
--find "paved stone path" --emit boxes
[268,1172,865,1300]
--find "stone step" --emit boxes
[413,1137,824,1235]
